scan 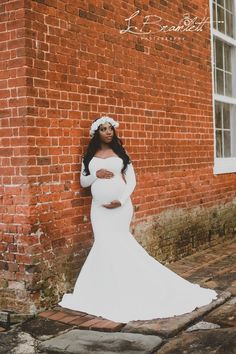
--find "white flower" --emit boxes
[89,116,119,137]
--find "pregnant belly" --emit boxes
[91,176,126,204]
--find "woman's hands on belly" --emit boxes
[95,169,123,208]
[102,200,122,209]
[96,169,114,179]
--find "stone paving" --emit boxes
[0,238,235,353]
[38,329,163,354]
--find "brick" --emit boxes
[90,319,125,331]
[58,315,83,324]
[69,316,95,326]
[47,311,69,321]
[77,317,108,329]
[38,310,57,318]
[1,0,236,318]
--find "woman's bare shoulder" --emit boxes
[94,149,117,158]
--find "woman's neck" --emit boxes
[100,143,112,150]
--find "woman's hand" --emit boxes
[102,200,122,208]
[96,169,114,179]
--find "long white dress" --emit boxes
[58,155,218,323]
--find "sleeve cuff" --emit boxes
[92,171,98,180]
[118,198,125,206]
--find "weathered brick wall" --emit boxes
[0,0,35,311]
[0,0,235,314]
[135,200,236,263]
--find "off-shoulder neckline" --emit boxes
[93,156,120,160]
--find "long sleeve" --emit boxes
[118,162,136,206]
[80,160,98,188]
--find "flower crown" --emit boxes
[89,116,119,137]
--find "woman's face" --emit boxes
[98,122,114,144]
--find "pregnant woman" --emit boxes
[58,116,218,323]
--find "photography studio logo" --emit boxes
[120,9,223,41]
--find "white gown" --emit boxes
[58,156,218,323]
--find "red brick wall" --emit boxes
[0,0,36,311]
[0,0,235,314]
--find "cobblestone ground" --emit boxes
[0,238,235,353]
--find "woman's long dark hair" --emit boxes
[82,118,131,176]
